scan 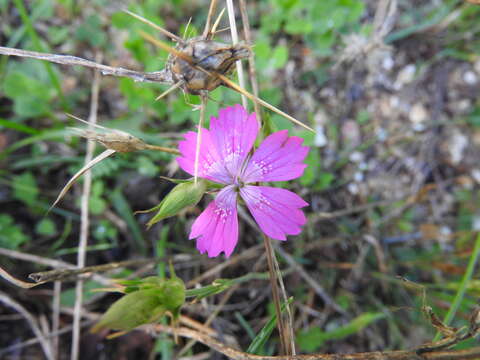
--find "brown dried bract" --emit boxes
[167,37,250,94]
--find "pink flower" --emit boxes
[177,105,309,257]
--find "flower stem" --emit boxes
[144,144,180,155]
[262,234,289,356]
[194,93,208,184]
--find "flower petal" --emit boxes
[242,130,309,183]
[189,185,239,257]
[240,185,308,240]
[177,129,231,184]
[210,105,259,179]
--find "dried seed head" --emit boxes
[71,128,147,153]
[167,37,250,94]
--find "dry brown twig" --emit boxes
[70,53,101,360]
[0,291,54,360]
[149,323,480,360]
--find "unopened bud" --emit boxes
[71,127,147,153]
[146,180,206,227]
[90,288,165,333]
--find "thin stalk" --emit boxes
[434,232,480,341]
[239,0,262,121]
[52,281,61,359]
[226,0,248,108]
[263,234,288,356]
[203,0,218,39]
[155,80,185,101]
[71,55,101,360]
[144,144,180,155]
[272,245,296,355]
[123,10,184,43]
[194,93,208,183]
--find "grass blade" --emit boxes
[434,232,480,341]
[246,297,293,354]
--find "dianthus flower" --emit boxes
[177,105,309,257]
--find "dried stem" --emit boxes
[0,320,94,358]
[239,0,261,121]
[275,245,347,316]
[144,144,181,155]
[203,0,219,39]
[0,291,54,360]
[271,245,296,355]
[226,0,248,108]
[262,234,288,356]
[0,46,172,84]
[194,93,208,183]
[29,258,157,283]
[0,248,111,285]
[151,324,480,360]
[123,10,184,44]
[71,55,101,360]
[52,281,61,359]
[155,80,185,100]
[0,265,44,288]
[139,33,314,132]
[178,286,238,357]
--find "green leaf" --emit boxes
[13,172,39,207]
[3,71,53,117]
[35,218,57,236]
[0,214,29,249]
[60,280,103,307]
[272,45,289,69]
[285,17,313,35]
[297,312,385,352]
[247,298,294,354]
[110,188,146,255]
[137,155,158,177]
[75,14,107,47]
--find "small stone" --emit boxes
[353,171,364,182]
[382,56,394,71]
[409,103,429,124]
[349,151,364,163]
[464,71,477,85]
[447,129,469,165]
[471,169,480,184]
[395,64,416,87]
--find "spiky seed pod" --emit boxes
[168,37,250,94]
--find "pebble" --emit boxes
[463,70,477,85]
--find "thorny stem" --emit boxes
[263,234,288,356]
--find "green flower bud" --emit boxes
[147,180,206,227]
[91,289,165,333]
[91,268,186,335]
